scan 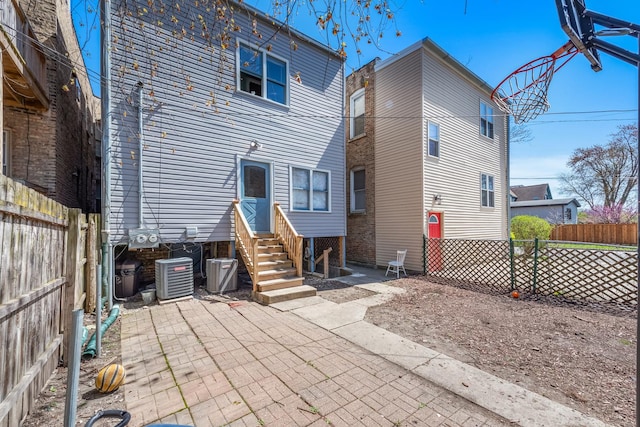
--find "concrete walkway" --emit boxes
[119,266,608,427]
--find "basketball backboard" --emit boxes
[555,0,602,71]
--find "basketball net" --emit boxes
[491,42,578,124]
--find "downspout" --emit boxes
[506,115,511,239]
[101,0,114,310]
[137,82,144,229]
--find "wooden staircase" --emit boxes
[252,235,316,304]
[233,201,316,305]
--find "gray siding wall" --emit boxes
[421,45,508,241]
[109,0,345,244]
[374,49,425,271]
[511,204,578,225]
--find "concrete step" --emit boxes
[258,267,297,282]
[254,284,317,305]
[257,259,293,272]
[257,276,304,292]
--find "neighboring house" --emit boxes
[1,0,100,213]
[107,0,345,301]
[510,184,553,201]
[511,198,581,225]
[345,38,509,272]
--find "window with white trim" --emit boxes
[350,168,365,212]
[480,101,494,139]
[291,167,330,212]
[481,173,494,207]
[238,43,288,104]
[2,130,10,176]
[427,122,440,158]
[350,88,365,139]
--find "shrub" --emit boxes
[511,215,552,241]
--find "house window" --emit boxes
[350,168,365,212]
[427,122,440,158]
[2,130,10,176]
[238,43,288,105]
[565,208,572,220]
[350,88,365,139]
[480,101,494,139]
[481,173,494,207]
[291,167,330,212]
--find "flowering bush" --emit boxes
[582,205,637,224]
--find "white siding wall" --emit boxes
[109,0,345,244]
[374,49,425,271]
[421,46,508,241]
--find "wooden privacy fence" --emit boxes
[551,223,638,246]
[0,176,99,426]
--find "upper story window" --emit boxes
[2,130,10,176]
[427,122,440,158]
[350,88,365,139]
[350,168,365,212]
[480,101,494,139]
[291,166,330,212]
[481,173,495,208]
[238,43,288,105]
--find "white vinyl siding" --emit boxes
[109,1,345,242]
[350,168,365,212]
[480,101,494,139]
[350,88,365,139]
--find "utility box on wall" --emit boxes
[206,258,238,293]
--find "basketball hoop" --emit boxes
[491,42,579,123]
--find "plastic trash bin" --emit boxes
[115,259,143,298]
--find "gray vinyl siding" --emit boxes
[109,0,345,244]
[420,45,507,241]
[374,49,425,271]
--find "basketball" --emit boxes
[95,364,126,393]
[511,290,520,299]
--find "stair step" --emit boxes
[257,245,284,254]
[258,260,293,271]
[257,276,304,292]
[258,238,280,246]
[258,252,288,262]
[254,284,317,305]
[258,267,297,281]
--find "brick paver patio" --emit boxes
[121,299,510,427]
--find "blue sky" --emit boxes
[72,0,638,201]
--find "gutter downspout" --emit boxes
[101,0,113,310]
[506,115,511,239]
[137,82,144,229]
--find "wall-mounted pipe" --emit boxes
[137,81,144,229]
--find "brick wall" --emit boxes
[345,60,377,265]
[4,0,100,212]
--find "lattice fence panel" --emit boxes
[425,238,512,293]
[536,245,637,306]
[313,236,342,266]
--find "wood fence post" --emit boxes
[85,214,99,313]
[62,209,82,367]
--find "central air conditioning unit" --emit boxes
[155,257,194,300]
[206,258,238,293]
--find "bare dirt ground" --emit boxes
[22,274,636,426]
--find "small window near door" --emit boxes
[427,122,440,158]
[244,165,266,198]
[291,166,331,212]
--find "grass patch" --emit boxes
[548,242,636,251]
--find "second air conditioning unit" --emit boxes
[155,257,194,300]
[206,258,238,293]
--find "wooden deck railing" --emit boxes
[274,202,304,277]
[232,200,259,290]
[0,0,48,96]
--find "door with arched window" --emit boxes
[427,212,442,271]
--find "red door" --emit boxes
[428,212,442,271]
